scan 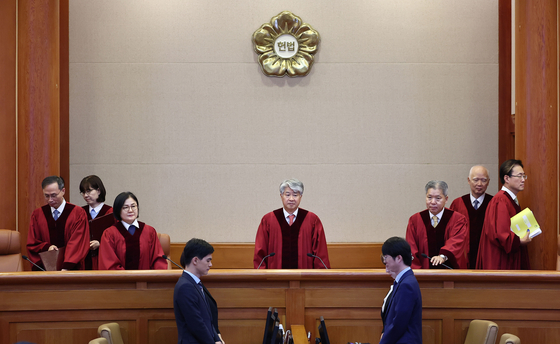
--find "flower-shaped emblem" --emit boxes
[252,11,320,77]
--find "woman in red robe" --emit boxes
[98,192,167,270]
[79,175,113,270]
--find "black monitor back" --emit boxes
[263,307,278,344]
[270,320,283,344]
[318,316,330,344]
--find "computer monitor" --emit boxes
[262,307,278,344]
[318,316,330,344]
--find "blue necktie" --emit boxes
[53,210,60,220]
[473,200,479,210]
[128,225,136,235]
[91,209,97,219]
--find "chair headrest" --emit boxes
[0,230,21,255]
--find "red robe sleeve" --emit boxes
[254,214,272,269]
[99,226,125,270]
[406,213,427,269]
[301,213,330,269]
[449,197,470,256]
[26,209,52,267]
[61,206,90,270]
[440,211,468,269]
[146,226,167,270]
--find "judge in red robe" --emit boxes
[477,160,532,270]
[449,165,493,268]
[254,178,330,269]
[80,175,114,270]
[98,192,167,270]
[406,180,468,269]
[27,176,90,270]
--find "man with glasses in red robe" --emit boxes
[476,159,532,270]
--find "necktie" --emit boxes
[473,200,479,210]
[128,225,136,236]
[288,214,295,226]
[53,210,60,220]
[385,281,398,312]
[514,198,519,205]
[432,215,438,227]
[91,209,97,219]
[382,283,394,313]
[198,282,207,301]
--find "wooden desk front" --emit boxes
[1,269,560,344]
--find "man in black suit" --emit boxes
[380,237,422,344]
[174,238,223,344]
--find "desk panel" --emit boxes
[1,270,560,344]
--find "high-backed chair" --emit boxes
[499,333,520,344]
[0,229,23,272]
[89,338,108,344]
[464,319,499,344]
[157,232,172,269]
[98,322,124,344]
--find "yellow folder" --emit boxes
[510,208,542,239]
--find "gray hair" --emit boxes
[279,178,304,195]
[425,180,448,196]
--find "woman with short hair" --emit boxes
[98,192,167,270]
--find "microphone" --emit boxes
[421,253,453,270]
[257,252,275,269]
[162,255,183,270]
[307,253,328,269]
[22,255,46,271]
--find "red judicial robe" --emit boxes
[476,190,530,270]
[449,193,493,268]
[406,208,468,269]
[27,203,90,270]
[83,204,113,270]
[254,208,330,269]
[98,221,167,270]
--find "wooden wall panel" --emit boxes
[17,0,62,262]
[0,0,17,232]
[170,242,384,269]
[498,0,515,165]
[515,0,559,270]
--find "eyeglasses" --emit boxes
[380,254,387,265]
[44,190,62,200]
[122,204,138,212]
[80,189,96,196]
[510,174,528,180]
[380,253,413,265]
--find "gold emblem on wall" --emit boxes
[252,11,320,77]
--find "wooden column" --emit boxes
[0,1,17,232]
[499,0,515,164]
[17,0,67,259]
[515,0,559,270]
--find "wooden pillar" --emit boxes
[499,0,515,164]
[0,1,17,232]
[16,0,68,261]
[515,0,559,270]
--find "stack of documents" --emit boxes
[510,208,542,239]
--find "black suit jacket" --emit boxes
[174,272,220,344]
